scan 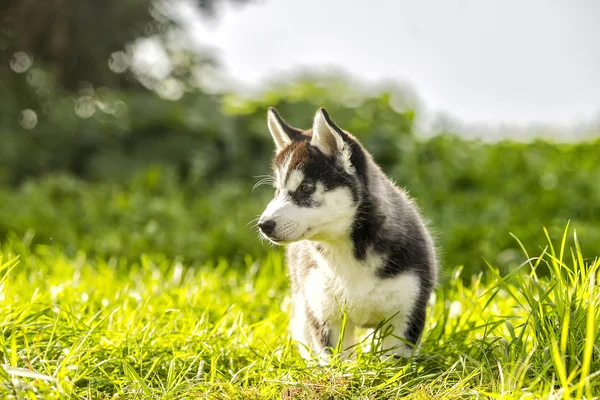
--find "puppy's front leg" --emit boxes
[328,320,357,361]
[309,318,357,364]
[305,309,334,364]
[380,316,417,361]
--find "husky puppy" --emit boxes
[258,107,437,362]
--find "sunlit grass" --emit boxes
[0,225,598,399]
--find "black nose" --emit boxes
[259,219,276,235]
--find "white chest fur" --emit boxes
[303,242,421,328]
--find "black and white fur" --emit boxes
[258,107,437,362]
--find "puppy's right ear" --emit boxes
[267,107,303,151]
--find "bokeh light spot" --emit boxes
[75,96,96,118]
[156,78,184,101]
[10,51,32,73]
[19,109,38,129]
[109,51,130,74]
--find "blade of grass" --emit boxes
[577,258,598,400]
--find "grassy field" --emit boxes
[1,223,598,399]
[2,11,600,398]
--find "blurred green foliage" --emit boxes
[1,76,599,278]
[0,0,249,91]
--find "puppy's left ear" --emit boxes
[267,107,303,152]
[311,108,345,157]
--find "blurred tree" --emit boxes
[0,0,254,185]
[0,0,250,90]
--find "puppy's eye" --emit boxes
[299,182,315,194]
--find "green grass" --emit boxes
[1,224,599,399]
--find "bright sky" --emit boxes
[175,0,600,134]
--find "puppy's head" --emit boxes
[258,107,361,245]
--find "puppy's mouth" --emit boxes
[263,237,292,246]
[262,229,310,245]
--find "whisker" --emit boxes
[247,216,261,226]
[253,177,275,191]
[253,179,269,191]
[252,174,275,184]
[252,174,275,179]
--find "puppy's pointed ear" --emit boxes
[267,107,303,151]
[310,108,345,157]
